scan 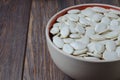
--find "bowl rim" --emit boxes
[46,3,120,63]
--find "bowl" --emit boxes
[46,3,120,80]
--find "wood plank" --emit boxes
[74,0,120,6]
[23,0,75,80]
[23,0,120,80]
[0,0,32,80]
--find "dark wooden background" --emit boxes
[0,0,120,80]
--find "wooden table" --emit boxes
[0,0,120,80]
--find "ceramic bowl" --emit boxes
[46,3,120,80]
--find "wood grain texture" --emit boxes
[0,0,32,80]
[74,0,120,6]
[23,0,75,80]
[23,0,120,80]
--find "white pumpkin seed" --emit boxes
[103,51,119,60]
[53,36,64,48]
[81,8,95,17]
[68,9,80,14]
[73,48,87,56]
[105,40,116,51]
[60,26,69,38]
[66,20,76,27]
[87,42,96,52]
[78,13,85,18]
[63,38,74,43]
[53,23,62,28]
[50,27,59,35]
[84,57,100,60]
[69,26,77,34]
[75,25,85,34]
[99,40,108,44]
[110,9,120,15]
[63,44,74,54]
[115,40,120,46]
[103,31,119,39]
[57,16,67,22]
[66,21,77,33]
[95,23,107,34]
[67,14,79,21]
[70,41,86,50]
[85,27,95,36]
[94,43,105,54]
[77,54,88,57]
[69,34,80,39]
[110,19,119,26]
[87,52,102,58]
[116,47,120,57]
[104,12,119,19]
[101,17,110,25]
[92,13,103,22]
[76,36,89,45]
[117,35,120,40]
[89,34,105,41]
[108,25,120,31]
[76,22,86,27]
[117,18,120,22]
[87,42,104,54]
[92,7,107,13]
[79,17,91,25]
[85,17,91,21]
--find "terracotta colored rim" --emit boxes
[46,3,120,63]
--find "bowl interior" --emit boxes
[46,3,120,62]
[48,4,120,39]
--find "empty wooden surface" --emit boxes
[0,0,120,80]
[0,0,31,80]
